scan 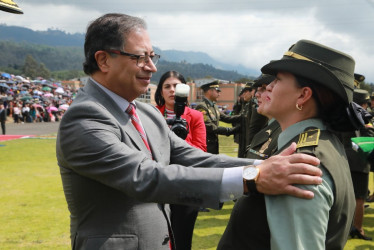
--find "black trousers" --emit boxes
[170,204,199,250]
[1,121,5,135]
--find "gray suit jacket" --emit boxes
[56,79,252,250]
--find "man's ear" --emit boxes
[95,51,110,73]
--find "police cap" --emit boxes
[200,80,221,92]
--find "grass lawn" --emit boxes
[0,130,373,249]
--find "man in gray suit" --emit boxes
[56,13,322,250]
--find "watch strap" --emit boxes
[246,179,260,195]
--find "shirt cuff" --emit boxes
[253,159,263,166]
[219,167,244,202]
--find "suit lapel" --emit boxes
[84,80,151,155]
[137,103,162,161]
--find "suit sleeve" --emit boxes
[57,101,252,209]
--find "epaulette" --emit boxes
[197,107,207,115]
[200,110,207,115]
[296,129,320,149]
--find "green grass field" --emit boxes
[0,132,373,249]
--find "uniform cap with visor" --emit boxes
[253,74,276,88]
[200,80,221,92]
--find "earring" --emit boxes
[296,103,303,111]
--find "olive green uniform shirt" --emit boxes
[265,119,355,250]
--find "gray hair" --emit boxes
[83,13,147,75]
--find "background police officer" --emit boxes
[196,80,241,154]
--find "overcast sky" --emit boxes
[2,0,374,82]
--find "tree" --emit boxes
[23,54,39,78]
[38,63,51,79]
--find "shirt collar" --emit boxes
[90,77,134,112]
[268,118,276,125]
[277,118,326,150]
[204,97,215,106]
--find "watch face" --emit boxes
[243,166,259,180]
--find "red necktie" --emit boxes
[126,104,172,249]
[126,103,152,154]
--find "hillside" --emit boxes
[0,25,84,47]
[0,25,255,82]
[0,41,83,71]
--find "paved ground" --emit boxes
[3,121,60,135]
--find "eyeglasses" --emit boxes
[105,49,160,67]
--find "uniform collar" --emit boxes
[277,118,326,150]
[203,97,215,107]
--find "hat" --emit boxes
[353,89,369,105]
[243,81,254,90]
[354,73,365,88]
[261,39,355,104]
[200,80,221,92]
[253,74,276,88]
[238,81,254,95]
[0,0,23,14]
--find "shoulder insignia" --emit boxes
[198,109,207,115]
[296,129,320,148]
[259,138,272,154]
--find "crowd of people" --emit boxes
[0,77,77,134]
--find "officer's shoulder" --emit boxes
[196,102,208,109]
[296,128,321,149]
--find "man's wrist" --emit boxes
[242,165,260,195]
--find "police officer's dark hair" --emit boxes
[83,13,147,75]
[295,75,348,131]
[155,71,187,107]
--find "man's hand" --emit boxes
[256,142,322,199]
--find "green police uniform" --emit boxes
[237,100,253,157]
[232,98,244,144]
[220,39,359,249]
[245,118,281,159]
[236,82,255,158]
[337,88,374,199]
[218,119,355,250]
[246,105,268,150]
[245,74,275,152]
[196,97,241,154]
